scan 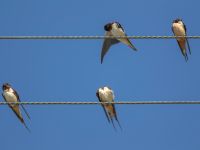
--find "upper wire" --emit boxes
[0,101,200,105]
[0,35,199,40]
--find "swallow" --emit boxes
[172,18,191,61]
[2,83,31,132]
[101,22,137,63]
[96,86,121,129]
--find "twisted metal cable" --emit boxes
[0,35,199,40]
[1,101,200,105]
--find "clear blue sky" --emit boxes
[0,0,200,149]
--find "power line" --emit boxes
[0,35,199,40]
[1,101,200,105]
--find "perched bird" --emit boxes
[172,18,191,61]
[96,86,121,129]
[101,22,137,63]
[2,83,30,131]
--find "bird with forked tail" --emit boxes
[2,83,31,132]
[96,86,122,130]
[101,21,137,63]
[172,18,191,61]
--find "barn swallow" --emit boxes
[2,83,30,132]
[172,18,191,61]
[101,22,137,63]
[96,86,121,130]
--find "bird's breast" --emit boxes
[173,24,186,36]
[99,93,113,102]
[3,92,18,102]
[111,26,124,36]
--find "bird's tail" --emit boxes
[22,121,31,133]
[21,105,31,120]
[181,50,188,62]
[11,105,31,133]
[119,38,137,51]
[110,118,117,132]
[179,46,188,62]
[129,43,137,51]
[115,116,122,131]
[184,53,188,62]
[186,39,191,55]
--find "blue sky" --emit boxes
[0,0,200,149]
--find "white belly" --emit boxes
[173,24,185,36]
[111,25,124,37]
[3,92,18,103]
[111,29,120,37]
[99,93,113,102]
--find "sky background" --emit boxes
[0,0,200,149]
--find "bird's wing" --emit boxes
[107,91,122,129]
[183,23,191,55]
[101,32,119,64]
[114,28,137,51]
[96,91,111,123]
[13,89,31,120]
[112,104,122,130]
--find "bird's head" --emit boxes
[104,23,113,31]
[173,18,182,23]
[2,83,11,91]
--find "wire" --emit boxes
[1,101,200,105]
[0,36,199,40]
